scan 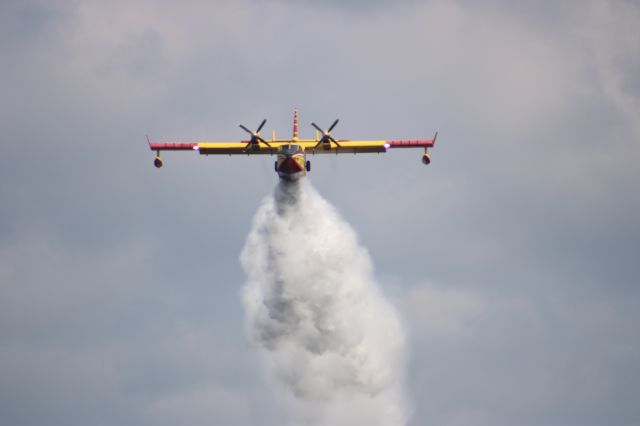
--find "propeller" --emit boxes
[311,119,341,149]
[239,119,270,150]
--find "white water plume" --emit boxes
[241,180,408,425]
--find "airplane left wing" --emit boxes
[148,139,279,156]
[197,142,279,155]
[148,138,278,168]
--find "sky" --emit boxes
[1,0,639,424]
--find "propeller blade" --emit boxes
[311,122,324,134]
[256,136,271,147]
[244,138,271,151]
[256,118,267,133]
[239,124,253,135]
[311,120,342,150]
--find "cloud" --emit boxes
[406,283,487,338]
[142,385,252,426]
[1,0,639,425]
[404,279,640,425]
[584,1,640,136]
[0,235,260,425]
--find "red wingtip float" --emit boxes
[148,110,437,180]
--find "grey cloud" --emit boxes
[1,0,639,425]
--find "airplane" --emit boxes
[148,110,437,180]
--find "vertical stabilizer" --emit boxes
[293,108,299,140]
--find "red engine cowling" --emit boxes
[422,153,431,165]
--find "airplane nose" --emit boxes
[278,156,303,174]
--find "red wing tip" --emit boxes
[386,139,436,148]
[149,142,199,151]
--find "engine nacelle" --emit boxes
[154,156,163,168]
[422,153,431,165]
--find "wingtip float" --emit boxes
[148,110,438,181]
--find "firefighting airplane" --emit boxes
[148,110,437,180]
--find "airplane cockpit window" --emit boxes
[279,144,301,155]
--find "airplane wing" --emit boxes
[148,139,280,156]
[298,140,386,154]
[149,133,436,153]
[296,137,437,154]
[198,141,280,155]
[149,137,436,156]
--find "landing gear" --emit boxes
[275,160,278,172]
[306,160,311,172]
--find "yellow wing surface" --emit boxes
[148,140,390,155]
[193,140,388,155]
